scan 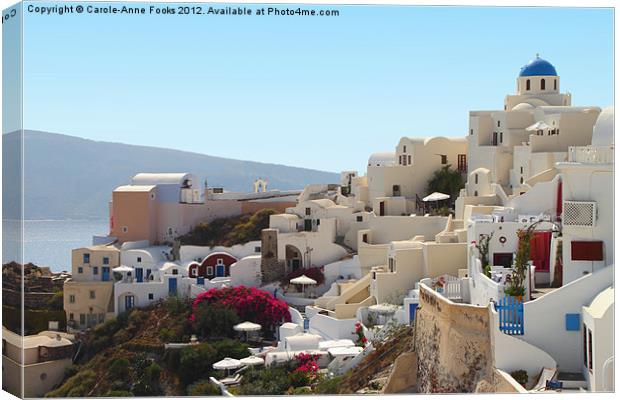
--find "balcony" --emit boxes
[568,146,614,164]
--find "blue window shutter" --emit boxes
[565,314,580,331]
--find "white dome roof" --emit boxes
[368,152,396,167]
[512,102,534,111]
[591,107,614,146]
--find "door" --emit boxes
[135,268,143,283]
[409,303,418,324]
[379,201,386,216]
[168,278,177,295]
[530,231,552,272]
[216,264,225,277]
[493,253,514,269]
[304,219,312,232]
[292,259,301,270]
[493,132,498,146]
[102,267,110,282]
[124,295,134,311]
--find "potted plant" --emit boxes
[473,231,494,277]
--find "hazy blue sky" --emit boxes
[19,3,614,173]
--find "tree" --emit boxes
[425,165,465,203]
[178,343,218,385]
[193,303,240,339]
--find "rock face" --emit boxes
[260,229,284,284]
[414,284,494,393]
[383,351,418,393]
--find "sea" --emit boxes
[2,219,109,273]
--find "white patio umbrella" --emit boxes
[526,121,551,131]
[212,357,242,376]
[289,274,317,297]
[422,192,450,202]
[240,355,265,367]
[112,265,134,272]
[234,321,262,342]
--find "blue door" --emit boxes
[409,303,418,324]
[102,267,110,282]
[124,295,134,311]
[168,278,177,295]
[136,268,143,283]
[216,265,225,277]
[197,276,205,285]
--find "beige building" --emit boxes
[2,327,74,397]
[366,137,467,215]
[63,244,120,330]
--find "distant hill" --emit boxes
[2,131,339,220]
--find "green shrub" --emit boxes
[46,370,97,397]
[178,342,218,385]
[212,339,250,360]
[510,369,529,387]
[109,358,130,380]
[186,379,221,396]
[314,375,345,394]
[164,296,190,315]
[291,386,313,395]
[103,390,134,397]
[193,303,240,339]
[237,366,292,395]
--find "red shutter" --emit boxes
[571,241,604,261]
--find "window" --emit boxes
[69,313,74,321]
[565,314,580,331]
[122,226,128,233]
[457,154,467,173]
[90,290,96,299]
[137,257,142,263]
[362,234,368,244]
[83,253,90,264]
[541,79,546,90]
[93,266,99,275]
[80,314,86,325]
[526,79,530,90]
[399,155,403,165]
[470,129,474,135]
[403,145,407,152]
[497,120,501,128]
[356,215,363,222]
[554,79,557,90]
[571,241,604,261]
[148,293,154,300]
[172,269,178,275]
[254,246,261,253]
[520,166,523,174]
[102,257,109,265]
[474,174,478,184]
[305,207,311,216]
[393,185,401,196]
[583,324,588,367]
[206,266,214,275]
[440,155,447,164]
[588,329,593,370]
[474,191,478,196]
[78,267,83,274]
[316,219,320,225]
[408,155,411,165]
[69,295,76,303]
[499,132,503,143]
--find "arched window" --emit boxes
[554,79,557,90]
[541,79,546,90]
[526,79,530,91]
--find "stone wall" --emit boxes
[414,284,494,393]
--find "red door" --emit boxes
[529,231,552,272]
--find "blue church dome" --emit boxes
[519,55,557,77]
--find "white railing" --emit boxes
[444,280,463,301]
[568,145,614,164]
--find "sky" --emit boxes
[13,3,615,173]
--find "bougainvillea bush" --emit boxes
[353,321,368,348]
[190,286,291,330]
[289,352,321,387]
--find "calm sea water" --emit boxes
[2,219,109,272]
